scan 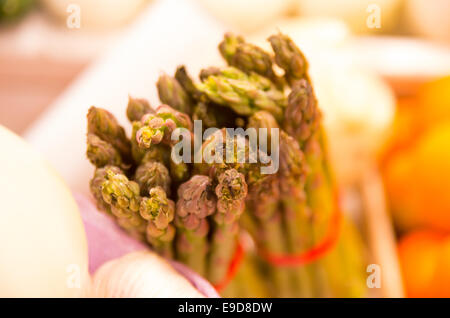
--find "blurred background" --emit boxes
[0,0,449,297]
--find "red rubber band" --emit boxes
[260,190,342,267]
[213,241,245,292]
[212,191,342,291]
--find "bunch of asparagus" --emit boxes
[86,32,367,297]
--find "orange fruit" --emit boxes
[383,150,422,230]
[430,238,450,297]
[383,121,450,231]
[411,123,450,230]
[398,230,447,297]
[380,101,418,167]
[416,75,450,131]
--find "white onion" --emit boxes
[91,252,206,298]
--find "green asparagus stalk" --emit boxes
[220,247,270,298]
[140,143,171,166]
[100,167,147,239]
[126,96,153,122]
[169,158,190,184]
[175,175,216,276]
[247,111,279,134]
[284,79,321,147]
[196,67,286,121]
[157,74,193,115]
[199,67,221,82]
[126,96,156,163]
[246,174,296,297]
[134,160,171,196]
[244,111,294,296]
[136,105,192,149]
[247,110,278,152]
[87,106,132,163]
[174,65,242,129]
[284,78,337,296]
[283,56,366,296]
[134,103,192,183]
[278,131,316,297]
[194,128,266,186]
[208,169,248,285]
[268,33,310,85]
[90,166,147,240]
[175,66,200,99]
[140,186,176,257]
[90,165,122,214]
[130,121,146,163]
[194,125,271,295]
[86,133,124,169]
[194,101,243,129]
[219,33,281,87]
[101,168,141,215]
[192,102,218,128]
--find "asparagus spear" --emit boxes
[100,167,147,239]
[175,175,216,276]
[246,173,296,297]
[140,186,176,257]
[247,110,279,152]
[221,250,270,298]
[219,33,281,87]
[157,74,193,115]
[279,131,316,297]
[247,110,279,133]
[87,106,131,163]
[208,169,248,285]
[154,103,192,132]
[134,160,171,196]
[126,96,153,122]
[131,120,177,179]
[175,66,199,99]
[199,67,221,82]
[244,111,294,296]
[169,158,190,184]
[283,58,366,296]
[135,103,192,184]
[196,67,286,121]
[140,143,171,166]
[193,125,272,292]
[194,128,269,191]
[89,165,122,215]
[130,121,147,163]
[91,170,145,241]
[136,105,192,149]
[86,134,124,169]
[101,168,141,217]
[284,79,321,147]
[268,33,309,85]
[192,102,218,128]
[126,97,156,164]
[173,65,242,129]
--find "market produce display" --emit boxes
[85,32,367,297]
